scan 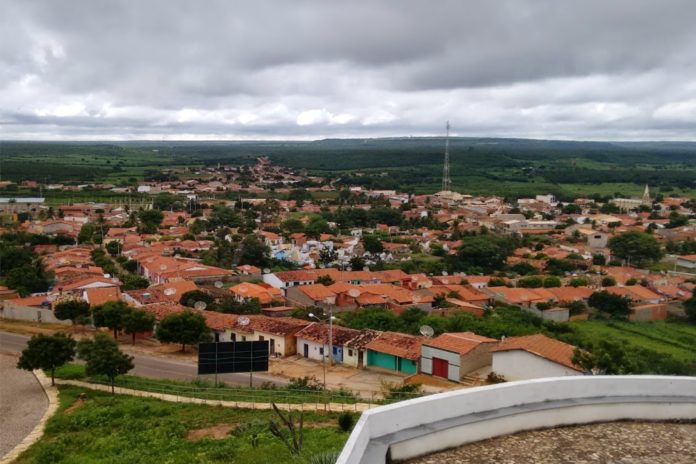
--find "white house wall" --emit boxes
[492,350,581,381]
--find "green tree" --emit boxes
[137,209,164,234]
[316,274,335,286]
[305,217,330,239]
[54,299,91,325]
[77,223,96,244]
[92,301,130,338]
[105,240,121,256]
[120,274,150,290]
[362,235,384,254]
[5,262,53,296]
[349,256,366,270]
[543,276,562,288]
[238,235,270,267]
[510,262,536,276]
[451,235,515,274]
[588,290,631,319]
[517,276,543,288]
[684,296,696,324]
[123,309,155,344]
[608,231,663,267]
[592,254,607,266]
[78,333,134,393]
[318,248,338,265]
[17,333,76,386]
[281,218,305,234]
[156,310,210,352]
[0,244,35,274]
[601,276,617,287]
[179,290,215,308]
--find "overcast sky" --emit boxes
[2,0,696,141]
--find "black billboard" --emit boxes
[197,341,270,375]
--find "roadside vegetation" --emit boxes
[14,386,350,464]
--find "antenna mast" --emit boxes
[442,120,451,192]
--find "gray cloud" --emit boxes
[1,0,696,140]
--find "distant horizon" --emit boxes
[3,135,696,144]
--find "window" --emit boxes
[319,347,324,355]
[242,336,246,342]
[348,349,354,357]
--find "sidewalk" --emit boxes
[55,378,376,413]
[0,370,59,464]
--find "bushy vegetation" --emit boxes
[15,386,349,464]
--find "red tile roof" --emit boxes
[365,331,423,360]
[492,334,581,371]
[424,331,497,355]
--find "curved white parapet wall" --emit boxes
[336,376,696,464]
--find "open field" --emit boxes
[15,385,350,464]
[568,320,696,366]
[2,139,695,199]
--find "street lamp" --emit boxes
[308,309,336,388]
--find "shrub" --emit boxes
[309,451,341,464]
[381,381,422,401]
[337,412,355,432]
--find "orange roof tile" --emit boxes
[365,331,423,360]
[492,334,581,371]
[424,332,497,355]
[84,287,121,307]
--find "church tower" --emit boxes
[642,184,651,206]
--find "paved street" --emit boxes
[0,353,48,459]
[0,331,286,388]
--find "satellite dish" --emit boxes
[194,301,207,310]
[442,271,448,276]
[238,316,251,326]
[160,264,168,271]
[163,288,176,296]
[419,325,434,337]
[346,267,352,272]
[363,266,370,272]
[214,281,224,289]
[263,268,270,274]
[348,289,361,298]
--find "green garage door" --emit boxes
[367,350,397,370]
[398,358,417,375]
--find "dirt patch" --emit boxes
[304,420,337,429]
[64,395,89,415]
[186,424,235,441]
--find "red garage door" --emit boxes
[432,357,448,378]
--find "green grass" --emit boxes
[15,385,350,464]
[568,320,696,366]
[51,364,392,405]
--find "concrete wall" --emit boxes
[421,345,459,381]
[296,338,326,362]
[422,344,494,381]
[492,350,582,381]
[1,303,71,325]
[336,376,696,464]
[459,344,494,376]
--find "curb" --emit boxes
[0,371,59,464]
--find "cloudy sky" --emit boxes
[2,0,696,141]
